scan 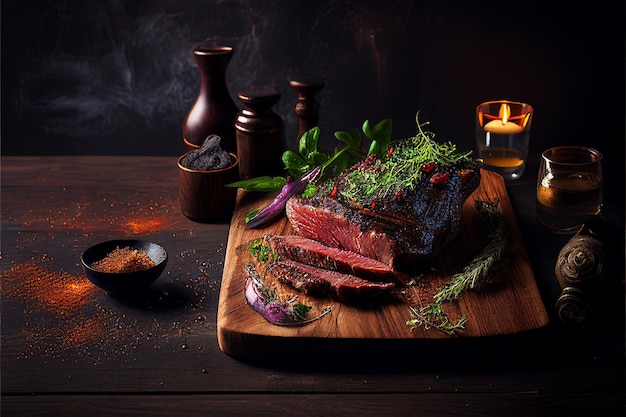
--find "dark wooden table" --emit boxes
[2,155,624,416]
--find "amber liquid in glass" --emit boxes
[478,133,528,180]
[536,172,603,231]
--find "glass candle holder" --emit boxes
[476,100,533,181]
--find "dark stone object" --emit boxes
[180,135,232,171]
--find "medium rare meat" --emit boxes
[286,135,481,274]
[263,234,410,284]
[265,260,395,302]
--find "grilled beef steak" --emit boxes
[263,234,410,284]
[286,151,481,274]
[265,260,395,302]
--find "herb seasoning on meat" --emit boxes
[333,123,481,207]
[286,122,483,274]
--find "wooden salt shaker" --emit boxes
[235,86,284,180]
[289,79,324,141]
[554,220,608,324]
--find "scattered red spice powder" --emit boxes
[124,215,170,235]
[90,246,155,273]
[1,187,217,363]
[3,262,95,315]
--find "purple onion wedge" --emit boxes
[245,166,322,229]
[243,263,331,326]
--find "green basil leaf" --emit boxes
[365,119,393,157]
[227,176,286,192]
[282,150,307,169]
[362,120,373,139]
[330,151,352,174]
[298,127,320,157]
[310,150,329,166]
[334,129,361,148]
[368,140,382,157]
[334,130,352,145]
[372,119,392,143]
[283,158,312,178]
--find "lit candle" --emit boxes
[484,119,524,134]
[483,103,524,134]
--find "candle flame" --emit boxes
[498,103,511,124]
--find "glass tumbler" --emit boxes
[536,146,603,232]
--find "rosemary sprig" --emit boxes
[434,199,507,303]
[406,199,507,334]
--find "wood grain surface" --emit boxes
[217,169,548,359]
[2,157,623,417]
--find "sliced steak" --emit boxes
[263,234,410,284]
[265,260,395,303]
[286,154,480,274]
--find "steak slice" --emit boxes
[265,260,395,302]
[263,234,410,284]
[286,153,480,274]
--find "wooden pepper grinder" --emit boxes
[235,86,284,180]
[289,79,324,140]
[554,219,608,324]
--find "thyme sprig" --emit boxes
[408,303,468,334]
[339,119,479,204]
[406,199,507,334]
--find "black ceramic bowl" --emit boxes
[81,239,167,295]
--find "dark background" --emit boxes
[1,0,624,158]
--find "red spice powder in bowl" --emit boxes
[81,239,168,295]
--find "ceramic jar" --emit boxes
[182,45,238,154]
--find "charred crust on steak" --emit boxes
[286,136,481,275]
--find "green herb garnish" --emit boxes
[228,176,286,192]
[245,209,261,224]
[229,118,392,192]
[406,199,507,334]
[292,304,313,320]
[338,118,479,206]
[258,285,314,321]
[249,240,278,263]
[434,199,507,304]
[362,118,393,158]
[407,303,468,333]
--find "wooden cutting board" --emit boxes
[217,169,548,360]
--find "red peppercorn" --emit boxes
[386,146,394,157]
[429,172,449,185]
[392,189,404,201]
[458,169,473,186]
[421,162,436,173]
[330,182,338,198]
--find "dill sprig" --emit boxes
[406,199,507,334]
